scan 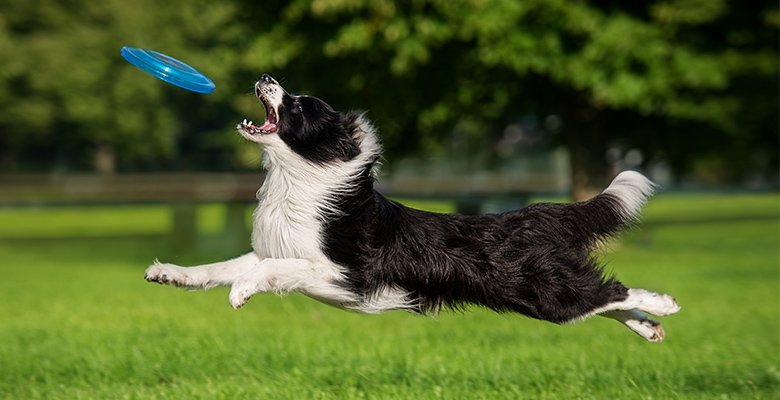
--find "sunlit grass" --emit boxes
[0,193,777,398]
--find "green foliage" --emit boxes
[275,0,777,181]
[283,0,776,119]
[0,0,245,170]
[0,0,776,180]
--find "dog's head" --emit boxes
[238,74,365,165]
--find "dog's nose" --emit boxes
[261,74,275,84]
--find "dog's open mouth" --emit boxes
[240,93,277,134]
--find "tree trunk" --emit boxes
[0,128,18,171]
[94,141,116,174]
[563,96,609,202]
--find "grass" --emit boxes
[0,193,778,399]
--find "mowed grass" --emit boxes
[0,193,777,399]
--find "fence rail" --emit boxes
[0,173,263,205]
[0,172,568,250]
[0,172,570,215]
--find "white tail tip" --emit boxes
[602,171,656,220]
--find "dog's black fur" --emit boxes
[147,74,678,341]
[261,75,362,164]
[282,90,634,324]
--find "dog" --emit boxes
[145,74,680,342]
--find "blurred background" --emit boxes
[0,0,777,203]
[1,1,778,398]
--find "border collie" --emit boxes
[145,74,680,342]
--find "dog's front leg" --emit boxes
[145,251,261,289]
[228,258,357,309]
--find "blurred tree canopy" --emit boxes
[1,0,777,196]
[0,0,247,172]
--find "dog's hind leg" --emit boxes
[601,309,665,342]
[596,288,681,342]
[145,251,260,289]
[606,288,681,317]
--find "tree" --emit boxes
[239,0,778,198]
[1,0,776,199]
[0,0,245,172]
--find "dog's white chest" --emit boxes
[251,173,325,260]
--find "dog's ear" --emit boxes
[300,97,363,162]
[314,107,361,162]
[277,95,364,164]
[298,96,338,123]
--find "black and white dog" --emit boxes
[145,74,680,342]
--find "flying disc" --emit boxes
[120,46,215,94]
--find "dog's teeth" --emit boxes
[248,121,253,126]
[242,118,247,125]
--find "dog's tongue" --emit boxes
[258,120,277,132]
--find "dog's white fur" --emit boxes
[145,79,680,342]
[145,166,679,342]
[147,113,416,314]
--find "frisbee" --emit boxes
[120,46,215,94]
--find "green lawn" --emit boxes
[0,193,777,399]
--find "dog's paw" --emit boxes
[646,293,681,317]
[144,261,191,287]
[659,294,681,316]
[602,308,670,343]
[626,316,665,343]
[629,289,681,317]
[228,282,252,310]
[228,276,270,310]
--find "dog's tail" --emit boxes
[571,170,656,247]
[599,170,656,224]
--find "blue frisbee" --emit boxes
[120,46,215,94]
